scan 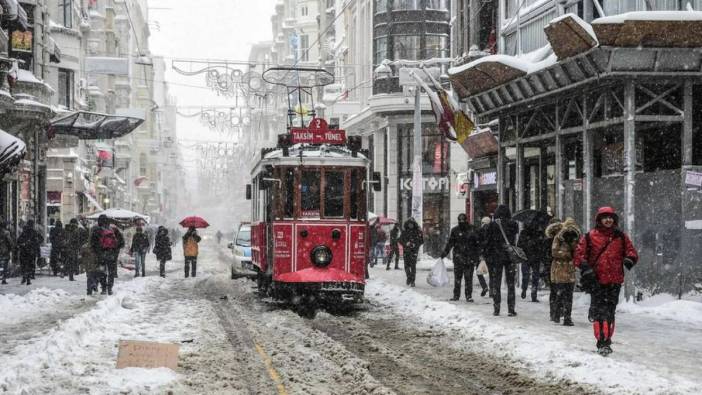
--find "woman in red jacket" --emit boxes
[574,206,638,356]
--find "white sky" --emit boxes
[149,0,277,143]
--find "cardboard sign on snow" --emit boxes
[116,340,179,370]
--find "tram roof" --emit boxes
[252,144,369,175]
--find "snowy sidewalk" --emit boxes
[366,258,702,394]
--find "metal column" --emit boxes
[411,88,423,223]
[582,95,593,228]
[516,143,525,211]
[623,80,637,301]
[555,132,564,220]
[683,80,693,166]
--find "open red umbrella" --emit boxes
[180,216,209,228]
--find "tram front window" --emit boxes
[324,171,344,217]
[301,170,321,217]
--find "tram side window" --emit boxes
[350,170,358,219]
[282,168,295,218]
[324,171,345,218]
[301,170,321,217]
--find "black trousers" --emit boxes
[386,244,400,268]
[87,271,106,292]
[159,260,167,277]
[403,251,418,284]
[453,257,478,299]
[549,282,558,320]
[50,249,62,276]
[521,259,541,296]
[185,257,197,277]
[20,255,35,282]
[489,262,517,312]
[590,284,621,346]
[553,283,574,319]
[64,254,78,280]
[105,261,118,290]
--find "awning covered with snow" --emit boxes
[0,128,26,173]
[461,129,498,159]
[50,111,144,140]
[593,11,702,47]
[449,55,529,98]
[0,0,30,31]
[544,13,598,60]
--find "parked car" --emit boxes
[228,223,253,279]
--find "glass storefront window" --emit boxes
[392,0,421,11]
[374,36,387,65]
[426,0,448,11]
[393,35,420,60]
[425,35,448,59]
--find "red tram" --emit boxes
[245,67,380,307]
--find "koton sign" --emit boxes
[290,117,346,145]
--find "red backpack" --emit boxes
[98,228,118,250]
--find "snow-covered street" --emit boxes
[1,240,700,394]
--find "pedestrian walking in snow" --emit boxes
[90,215,124,295]
[17,220,42,286]
[153,226,172,277]
[368,219,378,269]
[574,207,638,356]
[63,219,83,281]
[130,226,150,277]
[475,216,493,297]
[518,220,548,303]
[386,223,401,270]
[483,205,520,316]
[399,218,423,287]
[80,241,105,295]
[182,227,201,278]
[441,213,482,302]
[0,222,14,285]
[216,230,223,245]
[543,217,561,322]
[373,223,387,267]
[49,220,66,277]
[546,218,581,326]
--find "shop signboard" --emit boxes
[473,169,497,190]
[10,29,33,53]
[401,176,449,192]
[685,170,702,188]
[290,118,346,145]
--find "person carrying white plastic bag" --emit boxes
[427,258,449,287]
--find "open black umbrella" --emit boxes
[513,209,551,229]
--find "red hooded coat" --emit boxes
[574,207,638,285]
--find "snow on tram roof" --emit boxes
[263,143,368,160]
[252,143,369,174]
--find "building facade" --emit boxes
[450,0,702,295]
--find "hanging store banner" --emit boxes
[685,170,702,188]
[10,29,32,53]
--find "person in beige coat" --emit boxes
[548,218,581,326]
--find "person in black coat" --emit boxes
[49,220,66,276]
[385,223,401,270]
[483,205,520,316]
[518,223,547,302]
[398,218,423,287]
[63,219,83,281]
[153,226,172,277]
[18,220,42,286]
[90,215,124,295]
[441,213,483,302]
[130,226,150,277]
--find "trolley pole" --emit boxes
[411,87,423,225]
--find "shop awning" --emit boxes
[460,129,498,159]
[50,111,144,140]
[0,128,26,173]
[592,11,702,47]
[544,13,598,60]
[80,192,104,212]
[0,0,30,31]
[449,55,529,98]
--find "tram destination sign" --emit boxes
[290,117,346,145]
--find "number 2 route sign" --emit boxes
[290,118,346,145]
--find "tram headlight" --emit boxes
[311,245,333,267]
